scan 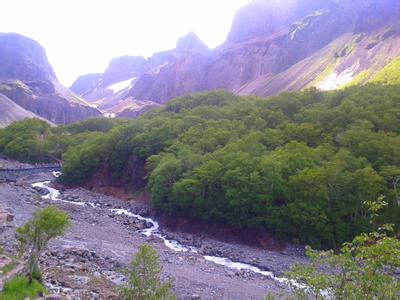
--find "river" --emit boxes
[32,172,303,290]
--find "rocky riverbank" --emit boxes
[0,164,307,299]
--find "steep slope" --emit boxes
[72,0,400,118]
[236,0,400,95]
[70,73,102,96]
[71,32,208,117]
[0,94,52,127]
[0,33,101,125]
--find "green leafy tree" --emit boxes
[16,206,70,284]
[3,86,400,249]
[119,244,175,300]
[286,197,400,299]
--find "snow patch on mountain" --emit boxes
[319,62,360,91]
[106,77,136,93]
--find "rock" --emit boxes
[235,269,246,277]
[69,275,90,286]
[135,220,149,230]
[176,32,210,54]
[145,235,164,243]
[225,270,236,277]
[0,211,14,223]
[44,295,63,300]
[0,33,101,126]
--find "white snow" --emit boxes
[104,112,116,118]
[319,62,360,91]
[106,77,136,93]
[290,29,297,41]
[151,62,169,75]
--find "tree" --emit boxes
[286,197,400,299]
[16,206,70,284]
[119,244,175,300]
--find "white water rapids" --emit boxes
[31,173,306,290]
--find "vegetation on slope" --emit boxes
[17,206,70,284]
[1,85,399,248]
[119,244,175,299]
[0,118,128,163]
[287,197,400,299]
[0,276,46,300]
[370,57,400,86]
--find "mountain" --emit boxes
[0,33,101,127]
[69,31,211,117]
[71,0,400,118]
[0,94,53,127]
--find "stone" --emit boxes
[0,211,14,223]
[44,295,63,300]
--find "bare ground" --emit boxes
[0,170,305,299]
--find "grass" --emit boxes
[370,57,400,85]
[307,61,337,88]
[340,70,371,88]
[1,260,18,275]
[0,276,46,300]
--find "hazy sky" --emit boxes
[1,0,251,86]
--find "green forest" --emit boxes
[1,84,399,248]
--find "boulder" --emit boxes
[0,211,14,223]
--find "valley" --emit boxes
[0,159,306,299]
[1,1,400,298]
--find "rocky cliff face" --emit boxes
[70,73,102,97]
[71,0,400,118]
[70,32,210,116]
[0,94,52,127]
[0,33,101,126]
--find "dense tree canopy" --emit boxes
[2,85,400,248]
[0,118,126,163]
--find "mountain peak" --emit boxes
[226,0,337,43]
[100,55,146,88]
[176,32,210,53]
[0,32,101,125]
[0,32,57,82]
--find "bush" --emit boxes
[0,276,46,300]
[286,197,400,299]
[119,244,175,300]
[17,206,70,284]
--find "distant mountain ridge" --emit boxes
[70,31,210,117]
[70,0,400,118]
[0,33,101,127]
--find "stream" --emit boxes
[32,172,302,290]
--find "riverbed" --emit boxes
[0,167,307,299]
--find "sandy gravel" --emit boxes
[0,170,303,299]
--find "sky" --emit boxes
[1,0,251,86]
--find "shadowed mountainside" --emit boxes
[71,0,400,118]
[0,33,101,127]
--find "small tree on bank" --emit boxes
[119,244,176,300]
[286,197,400,299]
[17,206,70,284]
